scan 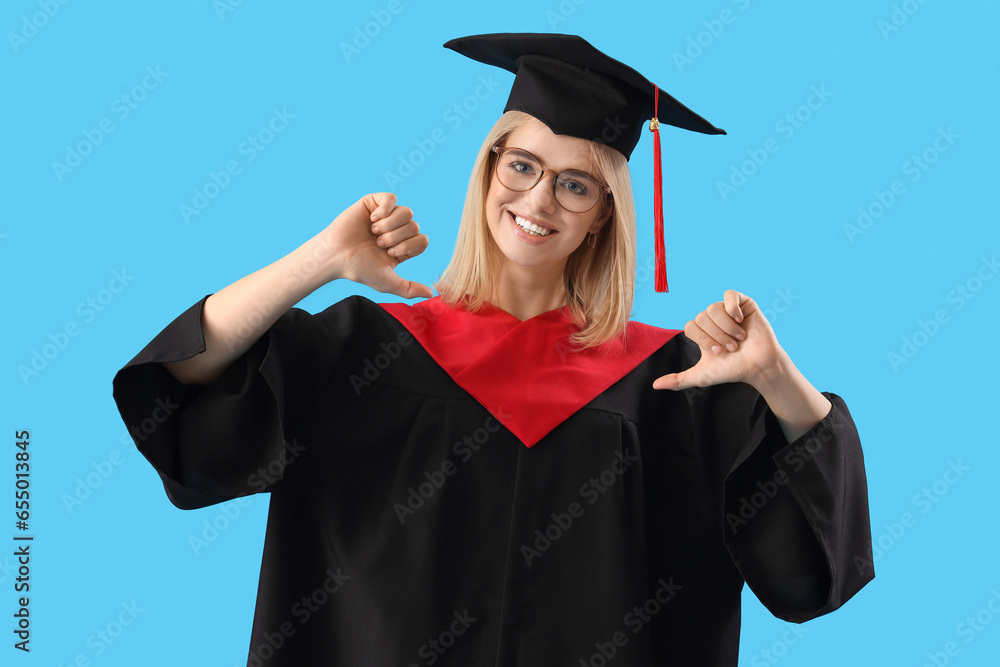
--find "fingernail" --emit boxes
[726,342,737,352]
[372,225,380,234]
[377,238,385,247]
[387,247,396,256]
[711,345,721,354]
[735,332,746,340]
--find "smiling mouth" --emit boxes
[510,212,555,237]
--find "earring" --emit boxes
[587,231,597,248]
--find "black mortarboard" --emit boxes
[444,32,726,292]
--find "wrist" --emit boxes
[746,349,833,442]
[745,346,793,397]
[288,231,343,288]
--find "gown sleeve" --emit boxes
[682,338,875,623]
[111,295,357,510]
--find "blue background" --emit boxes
[3,0,998,665]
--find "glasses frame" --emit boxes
[490,145,612,213]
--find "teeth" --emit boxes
[514,215,552,237]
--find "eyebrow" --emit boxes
[504,147,595,176]
[504,148,539,161]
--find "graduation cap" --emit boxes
[444,33,725,292]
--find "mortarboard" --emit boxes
[444,32,726,292]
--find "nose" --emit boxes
[521,171,558,214]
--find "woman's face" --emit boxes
[485,118,610,277]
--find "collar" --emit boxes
[380,297,679,447]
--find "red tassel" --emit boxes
[651,86,668,292]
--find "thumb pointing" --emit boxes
[390,277,433,300]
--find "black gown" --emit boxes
[112,294,874,666]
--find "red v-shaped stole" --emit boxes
[380,297,679,447]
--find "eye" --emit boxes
[507,160,536,175]
[558,177,590,197]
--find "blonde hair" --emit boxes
[435,110,637,348]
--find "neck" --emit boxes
[491,261,567,321]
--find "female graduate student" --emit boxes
[113,33,873,666]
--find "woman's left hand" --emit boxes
[653,290,784,392]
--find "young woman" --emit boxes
[114,33,873,666]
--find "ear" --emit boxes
[590,195,614,234]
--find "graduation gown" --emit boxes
[112,294,874,666]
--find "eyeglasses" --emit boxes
[491,145,611,213]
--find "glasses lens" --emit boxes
[554,171,601,212]
[496,150,542,191]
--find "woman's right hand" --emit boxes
[321,193,432,299]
